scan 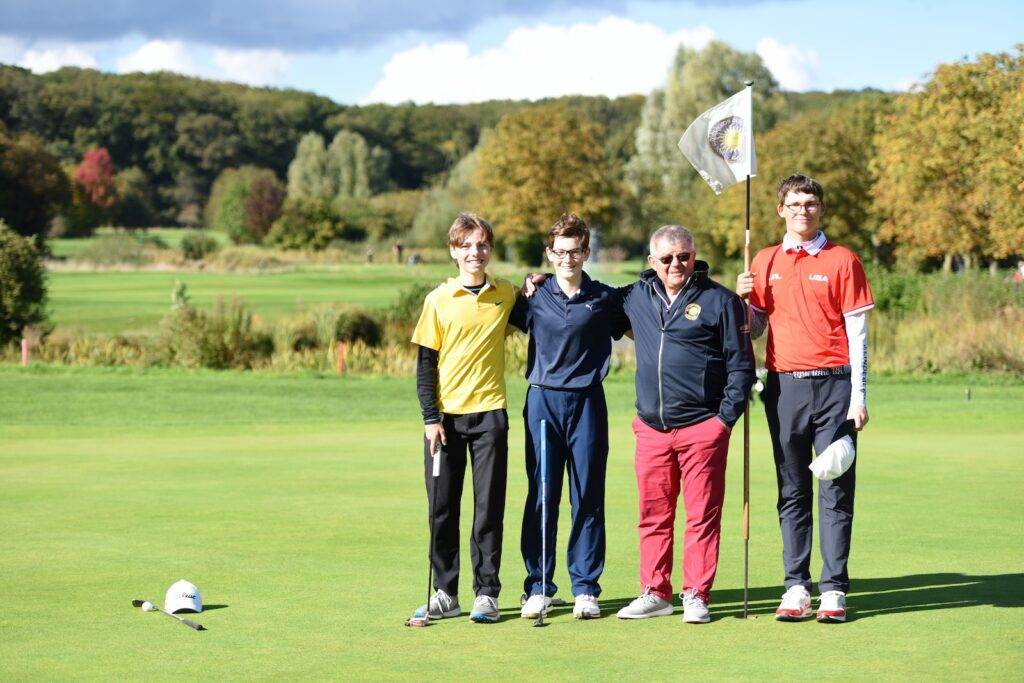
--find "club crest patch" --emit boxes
[684,303,702,321]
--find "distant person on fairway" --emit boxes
[614,225,754,623]
[508,214,629,621]
[410,213,519,624]
[736,173,874,623]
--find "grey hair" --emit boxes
[649,225,696,253]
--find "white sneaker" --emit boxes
[573,594,600,619]
[414,589,460,619]
[775,585,812,621]
[817,591,847,623]
[681,591,710,624]
[520,594,553,619]
[616,589,674,619]
[469,595,500,623]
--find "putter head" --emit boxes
[404,616,430,628]
[532,615,545,628]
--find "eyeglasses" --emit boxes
[783,202,821,214]
[653,252,692,266]
[550,248,585,261]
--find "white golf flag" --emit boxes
[677,85,756,195]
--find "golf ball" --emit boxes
[142,601,156,612]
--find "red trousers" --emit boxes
[631,415,730,603]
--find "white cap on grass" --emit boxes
[808,436,856,481]
[165,579,203,613]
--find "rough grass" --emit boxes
[1,366,1021,679]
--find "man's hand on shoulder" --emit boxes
[522,273,546,298]
[848,404,869,431]
[736,271,754,298]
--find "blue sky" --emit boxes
[1,1,1021,104]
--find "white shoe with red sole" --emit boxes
[817,591,847,622]
[775,585,812,621]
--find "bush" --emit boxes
[157,294,274,370]
[266,198,345,250]
[206,166,284,244]
[0,220,49,346]
[334,310,383,347]
[180,231,221,261]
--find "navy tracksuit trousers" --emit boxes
[764,371,857,594]
[521,384,608,598]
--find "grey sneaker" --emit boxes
[681,591,710,623]
[616,589,674,619]
[414,589,460,619]
[573,594,600,619]
[470,595,500,623]
[521,594,553,619]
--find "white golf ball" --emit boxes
[142,601,156,612]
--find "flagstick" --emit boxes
[741,79,754,621]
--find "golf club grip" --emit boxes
[182,618,203,630]
[432,443,441,477]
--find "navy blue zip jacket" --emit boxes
[621,261,754,431]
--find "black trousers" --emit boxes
[764,372,857,594]
[424,409,508,599]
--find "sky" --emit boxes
[0,1,1021,105]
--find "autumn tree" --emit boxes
[872,47,1024,270]
[205,166,284,244]
[706,93,891,259]
[475,104,614,263]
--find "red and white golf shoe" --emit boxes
[816,591,847,623]
[775,585,812,621]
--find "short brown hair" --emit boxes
[777,173,824,206]
[545,213,590,250]
[448,212,494,247]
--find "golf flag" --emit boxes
[677,85,756,195]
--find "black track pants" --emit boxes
[423,409,508,599]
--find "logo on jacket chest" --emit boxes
[684,303,702,321]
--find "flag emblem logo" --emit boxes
[709,116,745,163]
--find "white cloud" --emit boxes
[15,42,98,73]
[756,37,819,91]
[212,48,294,86]
[116,40,199,75]
[362,16,716,104]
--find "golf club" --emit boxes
[534,418,548,628]
[405,440,441,628]
[131,598,204,631]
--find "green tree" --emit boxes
[0,127,70,241]
[475,105,614,263]
[327,130,371,199]
[410,132,487,247]
[205,166,282,244]
[0,220,48,346]
[286,132,331,201]
[624,42,782,257]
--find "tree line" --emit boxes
[1,42,1022,271]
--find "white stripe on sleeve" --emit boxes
[844,311,868,407]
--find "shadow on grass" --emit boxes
[494,573,1024,622]
[707,572,1024,621]
[202,604,229,611]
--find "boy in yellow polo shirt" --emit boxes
[411,213,518,624]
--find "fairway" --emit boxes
[1,366,1021,680]
[45,263,642,333]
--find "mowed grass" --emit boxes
[46,264,459,333]
[46,262,641,334]
[1,366,1021,680]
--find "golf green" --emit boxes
[1,366,1021,679]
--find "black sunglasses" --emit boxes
[654,252,692,265]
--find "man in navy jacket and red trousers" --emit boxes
[615,225,754,624]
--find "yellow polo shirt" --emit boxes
[411,276,518,415]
